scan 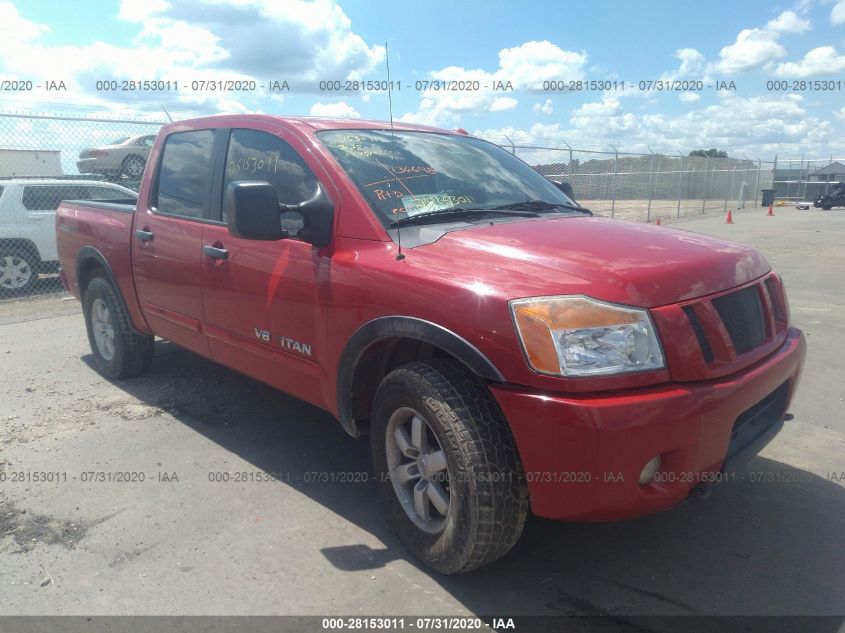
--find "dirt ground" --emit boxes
[0,207,843,623]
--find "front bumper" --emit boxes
[490,327,806,521]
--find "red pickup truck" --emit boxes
[57,115,806,573]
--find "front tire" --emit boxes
[371,360,528,574]
[83,276,154,379]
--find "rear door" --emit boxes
[201,127,329,405]
[132,129,219,357]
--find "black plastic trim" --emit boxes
[74,246,145,336]
[336,316,505,437]
[683,305,714,364]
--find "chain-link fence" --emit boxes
[0,108,803,300]
[0,112,164,297]
[481,139,776,222]
[772,156,844,204]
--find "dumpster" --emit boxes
[760,188,776,207]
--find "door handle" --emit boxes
[203,244,229,261]
[135,228,154,242]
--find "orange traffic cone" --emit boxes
[655,217,661,226]
[725,209,733,224]
[767,204,774,216]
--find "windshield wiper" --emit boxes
[492,200,592,215]
[389,206,539,227]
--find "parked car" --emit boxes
[77,135,156,179]
[0,178,136,294]
[814,182,845,210]
[56,115,806,573]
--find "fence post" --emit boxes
[799,154,805,201]
[773,155,778,202]
[504,134,515,155]
[610,146,618,218]
[725,166,735,213]
[676,152,684,218]
[785,161,791,202]
[743,157,750,209]
[753,159,761,207]
[646,151,655,222]
[702,164,708,213]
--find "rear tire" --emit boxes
[371,359,528,574]
[83,276,153,379]
[120,155,146,179]
[0,250,38,296]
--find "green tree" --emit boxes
[689,148,729,158]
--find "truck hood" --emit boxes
[409,216,770,307]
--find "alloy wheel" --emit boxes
[385,407,452,533]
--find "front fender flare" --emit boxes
[336,316,505,436]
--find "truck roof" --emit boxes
[161,114,466,138]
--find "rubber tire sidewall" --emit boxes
[121,155,146,178]
[83,277,134,379]
[372,368,487,574]
[0,250,38,296]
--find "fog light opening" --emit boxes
[639,455,662,485]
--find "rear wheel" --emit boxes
[83,276,154,379]
[0,251,38,295]
[371,359,528,574]
[121,155,146,179]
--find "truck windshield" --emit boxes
[316,130,577,227]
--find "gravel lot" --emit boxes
[0,207,843,621]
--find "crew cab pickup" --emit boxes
[56,115,806,574]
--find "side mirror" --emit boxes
[552,180,575,201]
[285,184,334,249]
[225,181,287,241]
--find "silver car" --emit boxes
[77,135,156,179]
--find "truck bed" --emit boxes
[56,199,148,333]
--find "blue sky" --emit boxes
[1,0,844,158]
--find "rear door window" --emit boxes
[155,129,216,219]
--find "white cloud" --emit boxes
[533,99,554,115]
[674,48,706,76]
[475,93,836,156]
[0,2,48,43]
[400,41,585,126]
[708,10,815,75]
[765,10,811,33]
[774,46,845,76]
[837,106,845,121]
[497,40,587,89]
[712,28,786,74]
[832,1,845,24]
[309,101,360,118]
[0,0,384,113]
[679,92,701,103]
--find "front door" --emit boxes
[201,127,330,406]
[132,128,217,356]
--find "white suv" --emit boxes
[0,179,137,294]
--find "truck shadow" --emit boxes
[90,341,845,621]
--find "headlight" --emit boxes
[510,295,665,377]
